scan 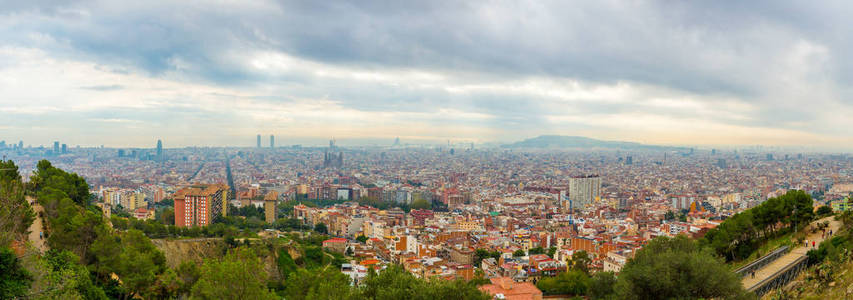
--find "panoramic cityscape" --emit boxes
[3,1,853,300]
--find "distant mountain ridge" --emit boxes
[503,135,687,151]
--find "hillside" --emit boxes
[503,135,687,151]
[151,238,228,268]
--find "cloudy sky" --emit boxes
[2,1,853,149]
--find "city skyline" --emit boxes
[0,134,845,153]
[3,2,853,150]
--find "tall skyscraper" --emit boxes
[53,141,60,154]
[257,134,261,148]
[61,144,67,154]
[568,175,601,209]
[18,141,23,149]
[173,184,229,227]
[626,156,633,165]
[156,139,163,158]
[270,135,275,148]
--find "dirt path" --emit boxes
[25,196,48,253]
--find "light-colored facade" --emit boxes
[568,175,601,209]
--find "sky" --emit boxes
[2,1,853,149]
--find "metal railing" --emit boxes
[747,255,808,296]
[734,246,789,278]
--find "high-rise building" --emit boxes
[61,144,67,154]
[53,141,60,154]
[270,135,275,149]
[626,156,633,165]
[173,184,229,227]
[257,134,261,148]
[156,139,163,158]
[717,158,727,169]
[264,191,277,224]
[18,141,23,149]
[568,175,601,209]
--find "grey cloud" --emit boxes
[2,0,853,144]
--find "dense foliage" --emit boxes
[473,249,501,267]
[191,248,278,299]
[537,269,590,296]
[616,235,752,300]
[0,159,35,246]
[700,190,814,261]
[355,264,490,300]
[0,246,31,299]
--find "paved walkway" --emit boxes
[741,216,841,289]
[25,196,48,253]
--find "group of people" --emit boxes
[747,224,835,281]
[804,228,833,249]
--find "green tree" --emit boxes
[357,264,489,300]
[817,205,833,216]
[283,267,353,300]
[536,269,590,296]
[23,249,108,299]
[569,250,591,274]
[116,230,167,298]
[158,207,175,225]
[547,247,557,258]
[148,268,181,299]
[0,246,32,299]
[277,248,298,279]
[513,249,525,257]
[411,198,431,210]
[700,190,815,262]
[314,223,328,234]
[616,235,752,300]
[356,235,369,243]
[175,261,201,297]
[191,248,278,300]
[529,246,545,255]
[90,228,166,298]
[0,160,34,246]
[589,271,616,299]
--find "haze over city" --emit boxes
[3,1,853,150]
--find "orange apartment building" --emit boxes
[173,184,229,227]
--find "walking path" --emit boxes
[741,216,841,289]
[25,196,48,253]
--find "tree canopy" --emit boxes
[0,246,31,299]
[616,235,752,300]
[0,160,34,246]
[191,248,278,300]
[700,190,814,261]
